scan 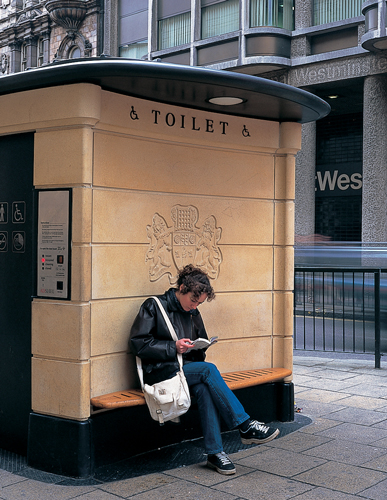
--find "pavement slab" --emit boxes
[1,354,387,500]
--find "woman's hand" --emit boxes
[176,338,194,354]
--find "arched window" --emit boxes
[69,45,81,59]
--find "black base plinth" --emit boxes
[27,382,294,478]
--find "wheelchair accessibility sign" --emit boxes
[12,201,25,223]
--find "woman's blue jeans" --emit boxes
[183,361,250,455]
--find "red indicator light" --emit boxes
[41,258,45,263]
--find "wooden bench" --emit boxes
[91,367,292,410]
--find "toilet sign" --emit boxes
[37,190,70,299]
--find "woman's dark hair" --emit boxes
[176,264,215,301]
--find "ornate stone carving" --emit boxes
[146,205,222,284]
[1,54,8,74]
[45,0,87,31]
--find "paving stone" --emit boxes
[0,479,96,500]
[344,383,387,398]
[327,407,387,425]
[362,453,387,473]
[164,462,254,486]
[122,479,238,500]
[212,470,313,500]
[296,379,364,392]
[288,486,365,500]
[266,431,331,452]
[0,470,26,488]
[294,389,352,403]
[336,395,387,410]
[317,423,387,444]
[98,473,178,497]
[235,447,326,477]
[303,440,386,466]
[298,418,342,435]
[358,478,387,500]
[293,461,387,494]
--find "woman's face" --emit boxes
[177,286,208,312]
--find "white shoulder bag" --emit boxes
[136,296,191,425]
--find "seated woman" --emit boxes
[130,264,279,475]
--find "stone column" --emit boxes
[295,121,316,239]
[9,41,21,74]
[294,0,313,29]
[292,0,313,58]
[362,75,387,242]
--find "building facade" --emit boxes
[1,0,387,242]
[0,0,101,74]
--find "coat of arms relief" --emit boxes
[146,205,222,284]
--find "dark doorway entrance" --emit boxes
[0,133,34,454]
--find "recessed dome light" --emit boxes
[208,96,245,106]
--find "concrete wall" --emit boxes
[0,83,300,423]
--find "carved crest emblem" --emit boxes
[146,205,222,284]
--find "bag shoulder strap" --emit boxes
[136,295,183,389]
[150,296,178,342]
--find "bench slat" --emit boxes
[91,367,292,410]
[91,390,146,409]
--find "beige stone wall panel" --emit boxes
[71,245,92,302]
[0,84,101,136]
[31,358,90,420]
[274,201,295,246]
[91,244,274,299]
[90,298,144,357]
[32,301,91,360]
[93,132,275,199]
[273,336,293,380]
[278,122,302,153]
[92,189,274,245]
[274,154,296,200]
[90,353,138,398]
[273,292,294,337]
[205,337,272,373]
[98,91,280,151]
[34,127,94,187]
[72,187,92,244]
[274,246,294,291]
[199,292,272,339]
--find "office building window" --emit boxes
[120,41,148,59]
[158,12,191,50]
[314,0,363,25]
[201,0,239,39]
[250,0,294,30]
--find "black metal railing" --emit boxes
[294,268,386,368]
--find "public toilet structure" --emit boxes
[0,59,329,477]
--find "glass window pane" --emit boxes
[314,0,363,25]
[120,41,148,59]
[201,0,239,39]
[158,12,191,50]
[250,0,294,30]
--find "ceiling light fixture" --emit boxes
[327,94,339,99]
[208,96,245,106]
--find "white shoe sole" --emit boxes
[206,460,236,475]
[240,428,280,445]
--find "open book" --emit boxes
[189,336,218,350]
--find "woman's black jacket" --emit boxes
[130,288,208,385]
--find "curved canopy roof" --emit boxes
[0,58,330,123]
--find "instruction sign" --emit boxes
[37,190,70,299]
